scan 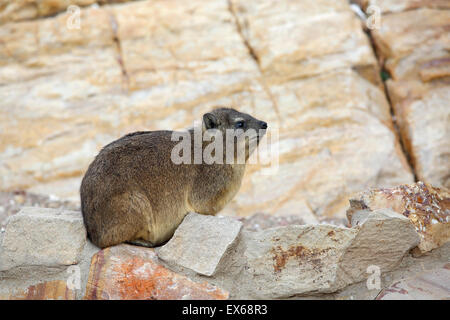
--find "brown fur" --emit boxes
[80,108,267,248]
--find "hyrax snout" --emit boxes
[80,107,267,248]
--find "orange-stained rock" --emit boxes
[84,244,229,300]
[0,280,75,300]
[348,182,450,254]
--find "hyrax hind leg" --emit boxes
[95,191,153,248]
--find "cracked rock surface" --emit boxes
[0,0,416,221]
[0,0,448,300]
[0,183,448,299]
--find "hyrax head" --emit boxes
[202,107,268,162]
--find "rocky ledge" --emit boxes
[0,182,448,300]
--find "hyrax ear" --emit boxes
[203,113,218,129]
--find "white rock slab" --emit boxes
[0,207,87,271]
[157,213,242,276]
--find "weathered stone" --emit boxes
[0,5,125,201]
[387,81,449,189]
[0,0,414,222]
[371,8,450,87]
[0,190,79,228]
[374,8,450,83]
[157,213,242,276]
[0,0,133,24]
[234,207,422,298]
[230,0,379,84]
[0,237,100,300]
[337,209,420,286]
[0,280,76,300]
[242,224,357,298]
[376,263,450,300]
[0,0,269,203]
[348,182,450,254]
[354,0,450,14]
[371,8,450,188]
[0,207,87,271]
[84,244,229,300]
[371,8,450,83]
[226,68,413,219]
[239,212,312,232]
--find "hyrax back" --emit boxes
[80,108,267,248]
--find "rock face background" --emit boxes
[0,1,448,300]
[371,8,450,189]
[4,0,449,225]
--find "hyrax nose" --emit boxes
[259,121,268,129]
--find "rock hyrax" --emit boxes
[80,107,267,248]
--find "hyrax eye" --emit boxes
[235,121,245,129]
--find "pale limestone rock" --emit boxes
[84,244,229,300]
[0,5,124,201]
[388,82,450,188]
[224,69,414,219]
[371,8,450,188]
[0,280,76,300]
[354,0,450,14]
[0,0,413,221]
[239,208,420,298]
[0,207,87,271]
[240,212,311,231]
[0,190,79,228]
[348,183,450,254]
[0,238,100,300]
[0,0,133,24]
[333,244,450,300]
[371,9,450,81]
[157,213,242,276]
[337,209,420,286]
[230,0,379,84]
[242,224,357,298]
[0,0,268,203]
[376,263,450,300]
